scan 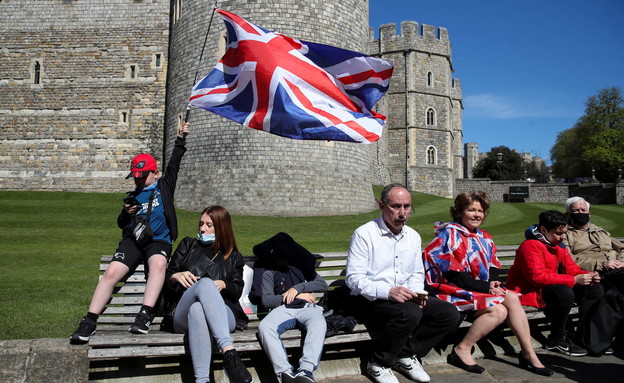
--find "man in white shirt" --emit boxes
[346,184,460,383]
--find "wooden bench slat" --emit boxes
[317,270,346,278]
[317,260,348,267]
[89,345,188,359]
[101,264,146,272]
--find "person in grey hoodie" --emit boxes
[257,257,328,383]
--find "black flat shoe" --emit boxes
[518,354,553,377]
[447,348,485,374]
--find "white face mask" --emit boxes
[197,233,215,243]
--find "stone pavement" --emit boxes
[320,349,624,383]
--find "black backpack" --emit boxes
[583,268,624,355]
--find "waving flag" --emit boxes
[189,9,393,143]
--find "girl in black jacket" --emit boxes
[162,206,252,383]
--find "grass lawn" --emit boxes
[1,190,622,340]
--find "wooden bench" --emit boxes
[88,252,371,360]
[90,238,624,381]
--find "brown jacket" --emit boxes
[563,223,624,271]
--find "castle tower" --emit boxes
[0,0,170,192]
[166,0,374,216]
[464,142,479,178]
[1,1,465,211]
[369,21,463,198]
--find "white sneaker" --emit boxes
[367,361,399,383]
[395,356,430,383]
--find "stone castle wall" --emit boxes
[0,0,170,192]
[1,0,466,214]
[166,0,376,216]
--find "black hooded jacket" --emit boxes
[117,136,187,242]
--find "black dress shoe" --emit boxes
[447,348,485,374]
[518,354,553,377]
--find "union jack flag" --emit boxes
[423,222,515,311]
[189,9,394,143]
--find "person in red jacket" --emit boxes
[507,210,602,357]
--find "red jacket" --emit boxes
[506,239,588,308]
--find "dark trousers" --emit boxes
[542,283,604,340]
[350,295,460,367]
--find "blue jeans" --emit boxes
[257,304,326,375]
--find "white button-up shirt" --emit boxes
[346,216,424,301]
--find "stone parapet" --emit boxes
[0,338,89,383]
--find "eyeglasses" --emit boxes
[385,204,414,214]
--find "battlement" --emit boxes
[452,78,462,99]
[370,21,451,57]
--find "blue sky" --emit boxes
[369,0,624,163]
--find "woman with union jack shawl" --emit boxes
[423,192,552,377]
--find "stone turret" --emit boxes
[464,142,479,178]
[369,21,462,198]
[166,0,374,216]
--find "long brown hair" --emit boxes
[201,205,238,260]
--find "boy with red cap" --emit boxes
[70,122,190,343]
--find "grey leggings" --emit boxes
[173,278,236,383]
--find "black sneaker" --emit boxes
[546,336,588,357]
[280,371,296,383]
[128,312,152,334]
[223,349,253,383]
[69,316,96,344]
[294,369,315,383]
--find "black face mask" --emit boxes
[569,213,590,227]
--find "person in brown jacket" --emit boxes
[563,196,624,272]
[563,196,624,355]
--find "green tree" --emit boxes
[472,146,526,180]
[551,87,624,182]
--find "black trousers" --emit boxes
[349,295,460,367]
[542,283,604,340]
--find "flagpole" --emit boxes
[185,0,219,122]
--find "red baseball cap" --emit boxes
[126,153,158,179]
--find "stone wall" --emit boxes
[1,0,464,214]
[0,0,170,192]
[456,178,622,205]
[165,0,377,216]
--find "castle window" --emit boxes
[426,146,437,165]
[152,53,163,69]
[119,110,130,125]
[125,64,139,80]
[33,61,41,84]
[427,71,433,87]
[30,59,43,88]
[426,108,436,126]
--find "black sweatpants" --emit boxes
[542,283,604,340]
